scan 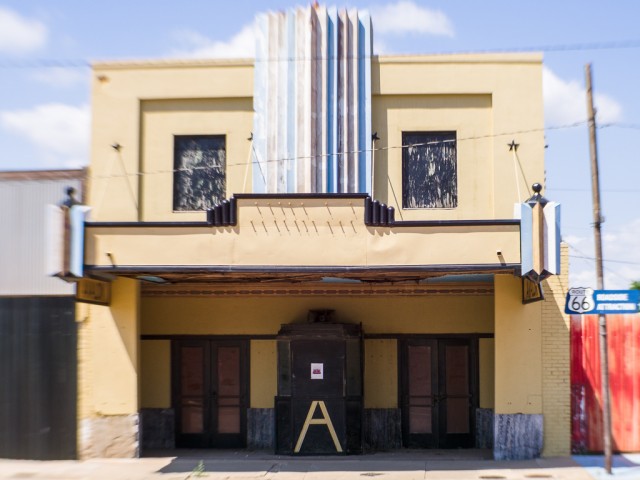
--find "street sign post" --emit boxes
[565,288,640,315]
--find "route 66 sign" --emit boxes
[565,287,595,314]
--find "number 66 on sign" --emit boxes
[565,287,595,314]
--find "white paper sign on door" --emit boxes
[311,363,324,380]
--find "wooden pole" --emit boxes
[586,63,612,474]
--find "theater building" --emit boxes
[65,6,570,460]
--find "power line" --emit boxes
[568,254,637,286]
[566,242,640,268]
[566,241,639,286]
[80,121,585,182]
[570,255,640,266]
[563,224,640,234]
[0,59,90,69]
[600,122,640,131]
[447,39,640,54]
[2,38,640,69]
[547,188,640,193]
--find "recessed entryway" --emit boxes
[400,337,478,448]
[172,339,248,448]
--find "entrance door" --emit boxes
[173,339,247,448]
[401,338,477,448]
[275,323,363,455]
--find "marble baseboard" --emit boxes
[247,408,274,450]
[363,409,402,451]
[139,408,174,450]
[476,408,494,449]
[493,413,543,460]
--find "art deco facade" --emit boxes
[65,6,569,460]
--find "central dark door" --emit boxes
[401,338,477,448]
[275,323,362,455]
[173,339,248,448]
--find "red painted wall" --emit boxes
[571,313,640,452]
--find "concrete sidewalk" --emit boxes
[0,450,623,480]
[572,453,640,479]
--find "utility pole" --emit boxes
[585,63,612,474]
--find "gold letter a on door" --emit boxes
[294,400,343,453]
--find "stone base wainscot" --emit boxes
[475,408,494,449]
[493,413,543,460]
[140,409,175,451]
[80,414,139,458]
[248,408,275,450]
[363,409,402,451]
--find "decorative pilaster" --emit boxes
[253,6,372,194]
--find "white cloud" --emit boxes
[373,37,391,55]
[168,3,454,59]
[562,234,586,248]
[370,1,454,37]
[566,218,640,290]
[0,103,90,168]
[543,67,622,126]
[30,67,89,88]
[0,7,47,54]
[170,23,256,58]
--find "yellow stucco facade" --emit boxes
[75,50,569,460]
[88,54,543,223]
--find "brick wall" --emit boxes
[541,243,571,456]
[76,303,92,433]
[75,281,140,459]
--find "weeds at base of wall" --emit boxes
[185,460,206,479]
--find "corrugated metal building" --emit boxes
[0,170,84,295]
[0,169,85,460]
[571,313,640,453]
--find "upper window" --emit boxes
[402,132,457,209]
[173,135,226,211]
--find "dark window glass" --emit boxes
[181,402,204,433]
[181,347,204,396]
[180,346,204,433]
[408,345,432,434]
[173,135,226,211]
[445,345,469,434]
[402,132,457,208]
[217,347,241,434]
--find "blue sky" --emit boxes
[1,0,639,289]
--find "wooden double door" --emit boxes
[172,339,248,448]
[401,338,478,449]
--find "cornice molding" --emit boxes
[142,282,494,298]
[85,194,519,229]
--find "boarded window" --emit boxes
[402,132,457,208]
[173,135,226,211]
